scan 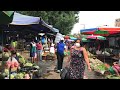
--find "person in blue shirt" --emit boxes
[56,38,66,73]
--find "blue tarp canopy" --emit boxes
[10,12,40,25]
[80,28,98,33]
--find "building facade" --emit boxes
[115,18,120,27]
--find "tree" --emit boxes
[17,11,79,35]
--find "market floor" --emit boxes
[42,57,105,79]
[20,51,105,79]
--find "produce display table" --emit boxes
[0,51,42,79]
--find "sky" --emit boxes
[71,11,120,34]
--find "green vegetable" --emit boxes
[19,57,26,64]
[10,74,14,79]
[33,66,40,69]
[106,75,120,79]
[24,63,33,67]
[15,73,24,79]
[3,69,9,76]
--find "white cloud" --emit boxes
[71,11,120,34]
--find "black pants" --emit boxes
[57,53,64,70]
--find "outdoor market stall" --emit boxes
[80,27,120,57]
[81,27,120,79]
[0,12,58,79]
[0,49,42,79]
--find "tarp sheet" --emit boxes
[52,28,59,33]
[8,12,57,33]
[10,12,40,25]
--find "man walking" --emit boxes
[56,38,66,73]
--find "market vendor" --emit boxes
[112,62,120,76]
[104,62,120,76]
[6,50,20,73]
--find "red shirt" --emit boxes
[36,43,43,50]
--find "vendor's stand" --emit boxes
[0,13,49,77]
[1,51,42,79]
[0,11,15,79]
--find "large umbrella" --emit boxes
[87,35,107,63]
[81,28,120,36]
[94,30,109,35]
[82,38,90,42]
[87,35,106,40]
[67,39,74,42]
[0,11,14,24]
[70,36,77,40]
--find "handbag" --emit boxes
[60,67,69,79]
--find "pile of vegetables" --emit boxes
[105,75,120,79]
[2,52,42,79]
[2,52,10,61]
[15,73,25,79]
[90,58,107,74]
[3,72,30,79]
[24,63,33,67]
[2,69,9,77]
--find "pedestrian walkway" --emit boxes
[44,56,105,79]
[18,50,105,79]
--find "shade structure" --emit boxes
[67,39,74,42]
[52,28,59,33]
[10,12,40,25]
[81,27,120,36]
[5,12,54,33]
[94,30,109,34]
[80,28,98,33]
[87,35,106,40]
[82,38,90,42]
[70,37,77,40]
[0,11,14,24]
[98,27,120,31]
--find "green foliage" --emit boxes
[17,11,79,35]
